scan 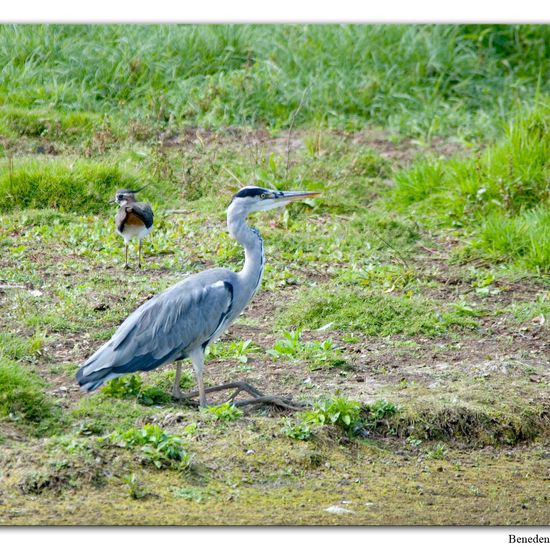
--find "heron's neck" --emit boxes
[227,210,265,297]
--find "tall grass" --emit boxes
[392,101,550,272]
[0,24,549,138]
[0,158,144,212]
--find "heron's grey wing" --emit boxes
[76,278,233,390]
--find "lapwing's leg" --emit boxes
[138,239,142,269]
[124,242,129,269]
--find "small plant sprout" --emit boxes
[426,443,447,460]
[123,473,148,500]
[206,402,243,423]
[267,330,347,370]
[282,419,312,441]
[207,339,261,363]
[102,375,142,398]
[302,395,362,431]
[268,330,302,357]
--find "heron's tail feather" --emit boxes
[75,362,122,392]
[76,351,176,392]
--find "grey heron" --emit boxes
[113,187,154,269]
[76,186,320,407]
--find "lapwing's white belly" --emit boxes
[117,224,152,242]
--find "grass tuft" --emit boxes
[279,286,479,336]
[0,360,60,432]
[392,101,550,272]
[0,158,144,213]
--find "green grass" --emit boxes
[470,207,550,270]
[0,332,44,361]
[1,24,550,139]
[68,395,155,434]
[0,158,144,212]
[0,106,107,141]
[391,101,550,272]
[505,293,550,326]
[279,286,479,336]
[0,360,60,432]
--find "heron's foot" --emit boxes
[124,264,131,270]
[171,387,197,401]
[173,381,307,411]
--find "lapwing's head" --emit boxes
[111,185,148,206]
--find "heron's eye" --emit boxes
[260,193,268,199]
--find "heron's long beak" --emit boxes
[278,190,321,202]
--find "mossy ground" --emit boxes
[1,127,548,525]
[1,419,548,525]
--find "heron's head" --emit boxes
[228,186,320,217]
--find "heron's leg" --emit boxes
[138,239,142,269]
[171,363,184,398]
[189,348,207,408]
[124,242,129,269]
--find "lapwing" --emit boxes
[112,186,154,269]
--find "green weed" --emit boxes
[205,403,243,422]
[113,424,191,470]
[301,395,362,432]
[102,375,142,399]
[283,396,398,441]
[362,399,399,430]
[267,330,302,357]
[282,419,313,441]
[102,374,172,406]
[267,330,347,370]
[426,443,448,460]
[206,339,261,363]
